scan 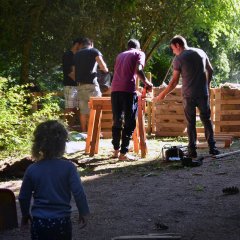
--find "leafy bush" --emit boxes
[0,77,64,159]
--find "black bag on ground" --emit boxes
[97,70,112,93]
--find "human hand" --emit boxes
[79,215,88,229]
[20,215,32,230]
[144,80,153,92]
[136,90,142,96]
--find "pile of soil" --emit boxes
[0,139,239,240]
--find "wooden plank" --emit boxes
[101,113,113,120]
[100,122,112,128]
[92,105,112,111]
[138,97,147,158]
[147,101,152,135]
[154,122,186,128]
[215,121,240,126]
[197,142,226,148]
[220,110,240,115]
[85,109,96,154]
[155,131,187,137]
[154,114,186,120]
[196,127,205,133]
[197,135,233,141]
[101,131,112,139]
[218,131,240,137]
[215,99,240,104]
[133,121,139,154]
[89,109,102,157]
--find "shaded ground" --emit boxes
[0,138,240,240]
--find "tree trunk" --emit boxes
[20,1,46,84]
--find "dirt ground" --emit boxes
[0,138,240,240]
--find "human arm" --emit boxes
[156,69,180,101]
[136,63,153,90]
[96,55,109,73]
[18,172,33,227]
[69,164,90,228]
[206,57,213,86]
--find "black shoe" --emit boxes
[188,149,197,158]
[209,147,220,156]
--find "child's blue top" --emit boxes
[19,158,89,218]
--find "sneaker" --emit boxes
[111,150,119,158]
[209,147,220,156]
[188,149,197,158]
[118,153,137,161]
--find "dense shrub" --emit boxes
[0,77,64,159]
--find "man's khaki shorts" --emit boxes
[77,84,102,114]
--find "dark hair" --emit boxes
[127,39,140,49]
[170,35,188,47]
[72,37,83,45]
[32,120,68,160]
[81,37,92,47]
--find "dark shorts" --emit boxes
[31,216,72,240]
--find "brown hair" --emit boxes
[31,120,68,161]
[170,35,188,48]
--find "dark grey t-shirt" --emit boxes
[173,47,209,98]
[74,47,102,84]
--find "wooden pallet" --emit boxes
[152,87,187,136]
[214,88,240,137]
[197,133,233,148]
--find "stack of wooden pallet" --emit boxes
[197,133,233,148]
[152,86,187,137]
[214,87,240,137]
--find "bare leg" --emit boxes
[80,114,89,132]
[64,108,76,128]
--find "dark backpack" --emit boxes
[97,70,112,93]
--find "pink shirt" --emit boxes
[111,48,145,93]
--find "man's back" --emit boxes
[74,48,101,84]
[111,49,145,93]
[174,47,209,98]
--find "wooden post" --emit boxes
[85,110,95,154]
[133,121,140,154]
[145,72,152,135]
[90,107,102,156]
[214,89,221,134]
[138,96,148,158]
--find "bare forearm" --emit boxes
[96,56,108,72]
[68,71,75,81]
[163,79,178,96]
[137,69,148,85]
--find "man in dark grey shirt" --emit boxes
[156,35,220,158]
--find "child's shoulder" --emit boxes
[31,158,73,167]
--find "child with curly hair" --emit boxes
[19,120,89,240]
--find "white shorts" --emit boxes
[64,86,78,108]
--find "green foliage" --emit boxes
[0,0,240,87]
[0,77,63,159]
[145,44,173,86]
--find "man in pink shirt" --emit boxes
[111,39,152,161]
